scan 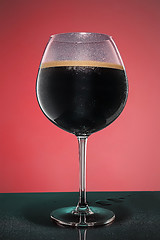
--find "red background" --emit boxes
[1,0,160,193]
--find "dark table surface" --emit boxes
[0,191,160,240]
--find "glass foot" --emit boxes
[50,206,115,227]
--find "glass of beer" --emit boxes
[36,32,128,227]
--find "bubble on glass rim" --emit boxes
[50,32,111,43]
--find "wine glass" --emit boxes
[36,32,128,227]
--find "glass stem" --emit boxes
[78,136,88,207]
[78,229,87,240]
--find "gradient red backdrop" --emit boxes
[1,0,160,193]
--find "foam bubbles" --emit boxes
[41,60,124,70]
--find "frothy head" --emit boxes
[41,60,124,70]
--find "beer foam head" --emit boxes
[41,60,124,70]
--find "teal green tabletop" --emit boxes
[0,192,160,240]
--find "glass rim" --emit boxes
[50,32,112,43]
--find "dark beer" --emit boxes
[36,61,128,136]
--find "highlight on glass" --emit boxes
[36,32,128,227]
